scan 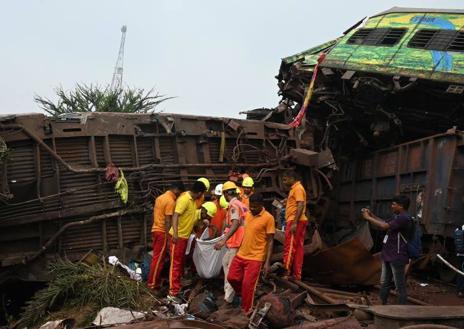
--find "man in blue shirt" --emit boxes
[361,195,411,305]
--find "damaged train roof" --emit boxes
[281,7,464,84]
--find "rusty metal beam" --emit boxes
[24,208,144,263]
[1,124,280,173]
[289,279,339,304]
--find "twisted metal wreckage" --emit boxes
[0,112,327,283]
[2,7,464,292]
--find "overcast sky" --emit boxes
[1,0,462,118]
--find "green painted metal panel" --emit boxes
[320,11,464,83]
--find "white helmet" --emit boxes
[214,184,223,196]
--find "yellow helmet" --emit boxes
[219,195,229,209]
[202,201,217,218]
[242,177,254,187]
[223,181,238,192]
[197,177,210,192]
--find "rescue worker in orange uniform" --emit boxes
[147,182,185,290]
[227,193,275,312]
[282,170,308,280]
[168,181,211,300]
[240,176,254,208]
[209,184,226,238]
[214,181,247,304]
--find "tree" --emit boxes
[34,84,173,117]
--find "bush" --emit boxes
[35,84,173,117]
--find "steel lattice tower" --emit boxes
[110,25,127,91]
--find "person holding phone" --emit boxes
[361,195,411,305]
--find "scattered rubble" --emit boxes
[15,258,159,328]
[2,5,464,329]
[9,256,464,329]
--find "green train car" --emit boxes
[276,7,464,151]
[325,7,464,84]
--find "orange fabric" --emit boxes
[151,191,176,233]
[285,181,308,222]
[238,188,252,205]
[227,255,263,312]
[241,194,250,208]
[209,200,226,238]
[283,220,308,280]
[224,198,246,248]
[238,209,275,261]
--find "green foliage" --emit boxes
[35,84,174,117]
[17,259,155,328]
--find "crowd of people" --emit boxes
[146,170,464,312]
[146,170,308,312]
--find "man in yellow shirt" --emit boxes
[282,170,308,280]
[168,181,208,300]
[147,182,185,289]
[227,193,275,312]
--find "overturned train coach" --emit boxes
[3,6,464,285]
[275,9,464,233]
[2,112,464,285]
[275,7,464,150]
[255,7,464,272]
[0,112,310,282]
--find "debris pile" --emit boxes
[16,263,464,329]
[2,5,464,329]
[16,258,158,328]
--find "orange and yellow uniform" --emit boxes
[209,199,226,238]
[228,209,275,312]
[168,192,199,296]
[222,197,247,303]
[240,190,252,209]
[147,190,176,289]
[283,181,308,280]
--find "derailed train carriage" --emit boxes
[262,7,464,256]
[0,112,319,283]
[2,6,464,286]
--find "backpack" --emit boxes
[454,228,464,254]
[399,216,423,259]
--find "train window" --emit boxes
[408,29,437,48]
[408,29,464,52]
[380,28,408,45]
[347,28,373,44]
[347,28,407,46]
[448,31,464,52]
